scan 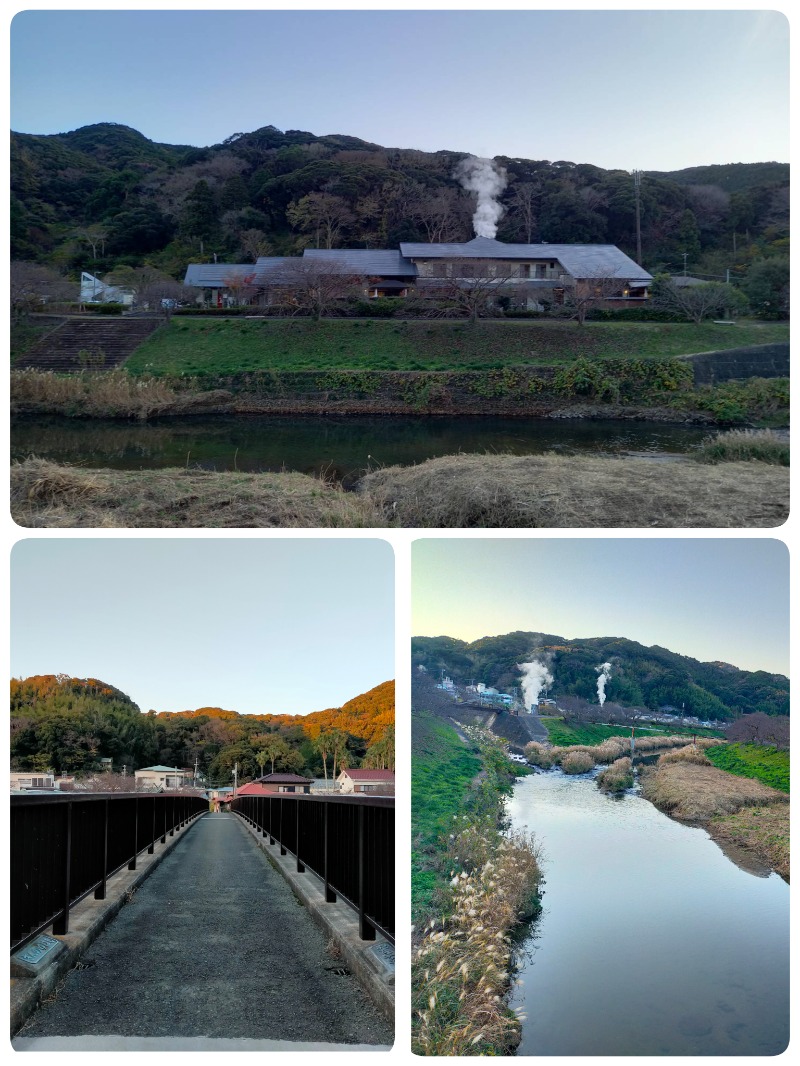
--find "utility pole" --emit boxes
[233,761,238,794]
[682,252,689,276]
[632,169,643,266]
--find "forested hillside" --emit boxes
[411,632,788,721]
[11,121,788,295]
[10,674,395,780]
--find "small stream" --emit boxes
[507,771,789,1056]
[11,415,709,487]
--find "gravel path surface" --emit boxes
[18,813,393,1044]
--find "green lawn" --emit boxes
[124,317,790,375]
[706,742,789,793]
[412,711,481,920]
[541,717,726,746]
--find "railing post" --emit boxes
[148,797,156,854]
[323,800,336,903]
[161,797,167,843]
[296,800,305,873]
[268,796,275,845]
[358,803,376,941]
[52,802,72,935]
[95,799,109,899]
[169,796,175,836]
[279,798,286,855]
[128,799,138,871]
[260,796,267,836]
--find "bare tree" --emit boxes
[651,276,748,324]
[221,269,258,306]
[271,258,360,320]
[728,713,789,748]
[506,182,539,243]
[238,228,272,262]
[10,261,74,318]
[555,268,630,326]
[410,187,471,243]
[73,224,109,260]
[287,192,354,249]
[416,258,520,323]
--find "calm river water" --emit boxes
[11,415,708,486]
[507,771,789,1056]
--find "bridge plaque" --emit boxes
[12,934,65,978]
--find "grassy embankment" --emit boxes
[412,710,541,1055]
[640,745,789,879]
[122,317,790,374]
[539,718,726,745]
[11,452,790,528]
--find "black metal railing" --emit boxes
[10,792,208,953]
[232,794,394,944]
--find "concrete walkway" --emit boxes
[14,814,392,1047]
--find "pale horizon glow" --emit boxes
[10,9,789,171]
[11,539,394,715]
[412,540,789,677]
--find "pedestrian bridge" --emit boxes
[11,793,394,1049]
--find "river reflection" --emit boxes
[507,771,789,1056]
[11,415,709,487]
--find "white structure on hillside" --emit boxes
[80,271,134,306]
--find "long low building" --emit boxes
[184,237,652,310]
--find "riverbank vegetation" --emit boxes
[416,720,541,1053]
[11,458,381,528]
[11,364,789,428]
[11,452,790,528]
[412,684,542,1055]
[639,759,789,877]
[597,757,634,793]
[693,427,789,464]
[358,453,789,528]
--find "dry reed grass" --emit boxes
[523,741,553,768]
[357,452,788,528]
[559,750,596,774]
[11,369,179,420]
[658,744,713,766]
[693,428,789,466]
[639,761,788,822]
[596,757,634,793]
[413,822,542,1055]
[11,458,381,528]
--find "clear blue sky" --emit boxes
[9,7,789,170]
[412,539,789,677]
[11,538,394,715]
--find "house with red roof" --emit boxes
[337,769,395,795]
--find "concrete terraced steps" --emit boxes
[16,318,161,372]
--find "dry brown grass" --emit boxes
[11,458,381,528]
[658,744,713,766]
[559,750,596,775]
[640,761,789,822]
[357,452,789,527]
[11,369,180,420]
[709,805,790,880]
[523,741,553,768]
[597,757,634,793]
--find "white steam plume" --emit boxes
[518,660,554,712]
[595,663,612,706]
[454,156,508,237]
